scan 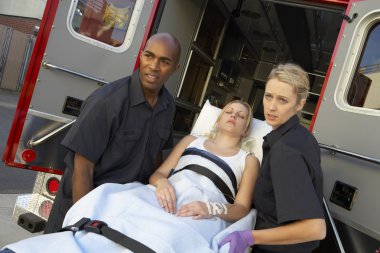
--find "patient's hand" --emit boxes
[155,178,177,214]
[176,201,213,219]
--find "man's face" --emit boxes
[139,37,179,93]
[263,78,305,129]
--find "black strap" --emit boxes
[172,164,235,204]
[182,148,238,194]
[61,218,156,253]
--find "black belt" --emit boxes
[171,164,235,204]
[61,217,156,253]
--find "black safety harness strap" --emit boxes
[172,164,235,204]
[182,148,238,194]
[61,217,156,253]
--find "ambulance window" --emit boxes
[71,0,137,47]
[347,23,380,110]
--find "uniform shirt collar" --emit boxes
[130,69,171,110]
[130,70,146,106]
[264,114,300,147]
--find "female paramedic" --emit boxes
[1,100,260,253]
[220,63,326,253]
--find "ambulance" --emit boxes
[2,0,380,251]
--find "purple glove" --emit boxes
[218,230,254,253]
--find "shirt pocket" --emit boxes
[115,129,142,141]
[110,128,142,156]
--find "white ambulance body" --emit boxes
[2,0,380,251]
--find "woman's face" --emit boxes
[217,102,249,137]
[263,78,305,129]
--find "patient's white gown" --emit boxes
[4,137,256,253]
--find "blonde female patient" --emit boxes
[2,100,260,253]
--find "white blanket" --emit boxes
[5,171,256,253]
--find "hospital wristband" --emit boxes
[205,202,227,216]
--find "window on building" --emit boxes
[347,23,380,110]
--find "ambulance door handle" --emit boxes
[41,61,109,85]
[28,120,76,148]
[319,143,380,165]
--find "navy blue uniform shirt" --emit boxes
[62,70,175,185]
[44,70,175,233]
[253,115,324,253]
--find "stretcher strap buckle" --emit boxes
[60,217,90,234]
[61,217,157,253]
[83,220,107,234]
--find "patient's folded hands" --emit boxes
[155,178,177,214]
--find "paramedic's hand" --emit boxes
[176,201,212,219]
[218,230,254,253]
[155,178,177,214]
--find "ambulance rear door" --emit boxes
[311,0,380,251]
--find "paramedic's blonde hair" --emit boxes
[209,100,253,141]
[267,63,310,102]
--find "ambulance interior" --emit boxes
[167,0,345,135]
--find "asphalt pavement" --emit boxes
[0,89,40,247]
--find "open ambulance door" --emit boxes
[311,0,380,251]
[2,0,158,174]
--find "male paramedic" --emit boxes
[44,33,181,233]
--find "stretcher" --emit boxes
[3,101,272,253]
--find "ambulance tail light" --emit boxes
[38,200,53,220]
[46,177,60,196]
